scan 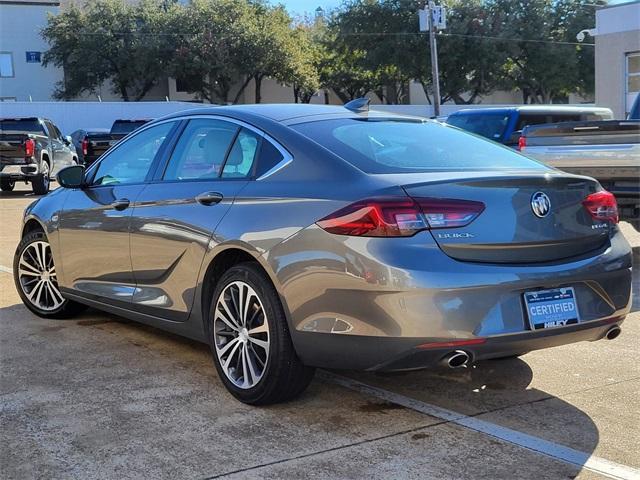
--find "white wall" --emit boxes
[0,101,203,135]
[0,3,63,101]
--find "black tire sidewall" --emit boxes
[0,178,15,191]
[206,263,292,403]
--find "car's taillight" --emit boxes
[518,136,526,151]
[24,138,35,157]
[316,197,485,237]
[81,137,88,156]
[416,198,485,228]
[582,190,618,224]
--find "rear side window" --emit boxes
[292,118,547,174]
[255,140,284,177]
[221,128,261,178]
[446,113,510,141]
[515,114,551,131]
[111,121,148,135]
[164,119,238,181]
[0,119,45,134]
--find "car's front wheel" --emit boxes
[207,262,315,405]
[14,231,86,318]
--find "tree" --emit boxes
[488,0,600,103]
[42,0,178,101]
[168,0,253,104]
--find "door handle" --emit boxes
[195,191,223,206]
[111,198,130,211]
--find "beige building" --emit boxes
[594,1,640,118]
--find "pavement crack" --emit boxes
[199,421,449,479]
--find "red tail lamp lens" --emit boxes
[24,138,35,157]
[582,190,618,224]
[317,197,485,237]
[82,138,89,156]
[518,136,526,151]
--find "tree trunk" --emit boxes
[254,75,263,104]
[232,75,253,104]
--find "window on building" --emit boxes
[626,52,640,116]
[0,53,14,77]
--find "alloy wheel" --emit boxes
[213,281,270,389]
[17,240,64,311]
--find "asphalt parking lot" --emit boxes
[1,184,639,480]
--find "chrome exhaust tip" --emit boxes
[605,325,621,340]
[444,350,470,368]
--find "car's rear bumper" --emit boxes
[0,163,41,178]
[269,224,632,371]
[293,314,625,371]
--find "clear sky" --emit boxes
[278,0,343,15]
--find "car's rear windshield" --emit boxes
[445,113,510,141]
[292,118,547,174]
[0,119,45,135]
[110,121,148,135]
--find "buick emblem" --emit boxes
[531,192,551,218]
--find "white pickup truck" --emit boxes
[519,120,640,223]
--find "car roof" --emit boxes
[159,104,420,125]
[449,106,612,115]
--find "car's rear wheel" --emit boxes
[0,178,15,191]
[14,231,86,319]
[207,262,315,405]
[32,161,50,195]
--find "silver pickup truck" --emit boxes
[519,120,640,222]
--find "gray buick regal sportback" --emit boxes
[14,102,632,404]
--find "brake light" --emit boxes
[81,137,88,156]
[518,136,526,151]
[582,190,618,224]
[316,197,485,237]
[24,138,35,157]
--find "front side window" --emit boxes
[293,118,548,174]
[91,122,175,186]
[164,119,238,181]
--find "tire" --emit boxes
[0,178,15,191]
[13,231,87,319]
[32,160,50,195]
[206,262,315,405]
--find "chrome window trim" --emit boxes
[164,114,293,181]
[87,114,294,182]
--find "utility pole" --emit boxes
[427,1,441,117]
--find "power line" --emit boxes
[72,30,595,47]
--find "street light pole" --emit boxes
[427,1,441,117]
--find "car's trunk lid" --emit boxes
[401,172,609,264]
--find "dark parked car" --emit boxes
[446,106,613,148]
[70,119,151,167]
[0,117,77,194]
[14,103,631,405]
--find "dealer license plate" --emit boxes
[524,287,580,330]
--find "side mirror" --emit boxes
[64,135,72,145]
[57,165,85,189]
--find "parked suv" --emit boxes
[0,117,77,194]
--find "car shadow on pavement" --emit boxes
[0,301,605,479]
